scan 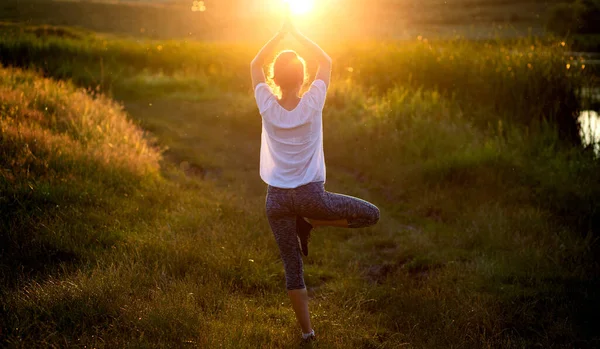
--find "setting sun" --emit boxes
[284,0,314,15]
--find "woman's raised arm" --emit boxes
[250,30,286,89]
[288,24,332,88]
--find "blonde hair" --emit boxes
[268,50,308,98]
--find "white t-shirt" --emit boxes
[254,79,327,189]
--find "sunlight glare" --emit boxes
[579,110,600,154]
[284,0,314,15]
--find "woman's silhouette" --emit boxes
[250,16,380,341]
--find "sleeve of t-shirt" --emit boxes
[303,79,328,111]
[254,83,276,114]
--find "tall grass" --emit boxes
[0,66,161,185]
[0,24,250,92]
[335,39,586,140]
[0,25,591,142]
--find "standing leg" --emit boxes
[266,191,313,335]
[288,288,312,335]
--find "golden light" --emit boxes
[284,0,314,15]
[191,0,206,12]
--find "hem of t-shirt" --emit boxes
[261,177,327,189]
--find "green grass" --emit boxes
[1,23,600,348]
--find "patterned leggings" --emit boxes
[265,181,380,290]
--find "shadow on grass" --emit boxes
[0,182,126,288]
[1,201,77,288]
[498,277,600,347]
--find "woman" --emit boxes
[250,18,380,341]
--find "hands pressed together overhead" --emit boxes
[279,13,299,37]
[250,10,331,89]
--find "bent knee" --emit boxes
[349,204,380,228]
[368,205,380,226]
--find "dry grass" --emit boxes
[0,66,161,186]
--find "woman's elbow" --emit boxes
[321,55,332,66]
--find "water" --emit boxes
[579,110,600,154]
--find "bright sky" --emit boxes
[284,0,315,15]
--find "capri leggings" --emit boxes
[265,181,380,290]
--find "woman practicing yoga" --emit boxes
[250,17,380,341]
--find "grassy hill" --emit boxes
[1,23,600,347]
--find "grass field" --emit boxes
[1,6,600,348]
